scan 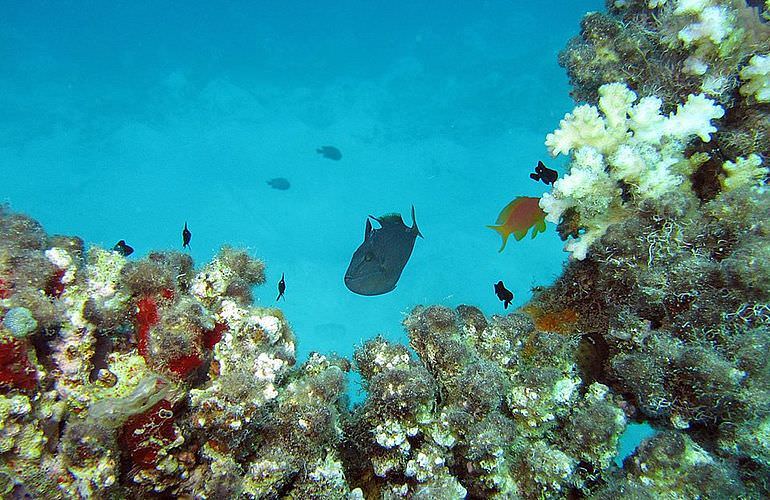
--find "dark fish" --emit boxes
[344,206,422,296]
[267,177,290,190]
[494,281,514,309]
[182,222,192,249]
[277,273,286,301]
[113,240,134,256]
[317,146,342,161]
[529,161,558,185]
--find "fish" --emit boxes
[182,222,192,249]
[267,177,290,190]
[113,240,134,256]
[530,161,558,185]
[344,206,422,296]
[487,196,547,252]
[317,146,342,161]
[494,281,514,309]
[277,273,286,301]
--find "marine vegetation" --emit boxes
[2,1,769,498]
[0,208,351,498]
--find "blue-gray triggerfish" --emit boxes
[344,206,422,296]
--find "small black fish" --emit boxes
[494,281,514,309]
[317,145,342,161]
[530,161,558,185]
[344,206,422,296]
[182,222,192,249]
[277,273,286,301]
[267,177,291,190]
[113,240,134,256]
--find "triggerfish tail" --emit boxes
[411,205,423,238]
[487,196,547,252]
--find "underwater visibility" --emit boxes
[1,0,770,498]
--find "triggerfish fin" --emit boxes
[487,196,547,252]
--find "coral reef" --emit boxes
[552,0,769,260]
[525,2,770,496]
[341,307,629,498]
[2,1,769,498]
[0,206,351,498]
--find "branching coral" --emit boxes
[542,81,724,259]
[739,53,770,101]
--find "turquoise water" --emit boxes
[2,0,663,472]
[2,1,603,362]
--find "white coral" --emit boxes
[721,154,768,191]
[740,54,770,103]
[542,83,724,260]
[539,147,618,226]
[674,0,714,16]
[564,224,609,262]
[683,55,709,75]
[627,96,666,143]
[663,93,724,142]
[545,105,611,156]
[598,82,636,133]
[678,5,731,46]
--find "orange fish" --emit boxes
[487,196,547,252]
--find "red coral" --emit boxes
[0,339,37,391]
[119,399,177,468]
[168,354,202,378]
[46,268,67,297]
[0,277,12,299]
[203,322,228,349]
[136,295,159,358]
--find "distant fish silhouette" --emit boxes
[317,146,342,161]
[182,222,192,249]
[344,206,422,296]
[277,273,286,301]
[494,281,514,309]
[267,177,291,190]
[530,161,558,185]
[113,240,134,256]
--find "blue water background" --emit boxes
[2,0,605,358]
[4,0,659,467]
